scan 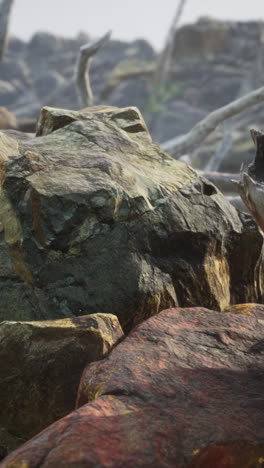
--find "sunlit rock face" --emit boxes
[0,313,123,457]
[0,106,264,330]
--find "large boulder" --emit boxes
[0,313,123,458]
[0,106,263,331]
[2,305,264,467]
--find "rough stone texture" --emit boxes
[0,313,123,458]
[2,305,264,467]
[188,441,264,467]
[0,105,264,330]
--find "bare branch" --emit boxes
[0,0,14,59]
[75,31,111,107]
[204,129,233,172]
[161,86,264,157]
[233,129,264,230]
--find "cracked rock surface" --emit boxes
[0,105,263,331]
[2,305,264,467]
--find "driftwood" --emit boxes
[0,0,14,59]
[75,31,111,107]
[233,129,264,230]
[161,86,264,157]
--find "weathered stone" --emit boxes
[0,106,264,331]
[188,441,264,467]
[2,306,264,467]
[173,18,230,60]
[0,313,123,456]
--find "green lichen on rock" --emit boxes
[0,105,263,329]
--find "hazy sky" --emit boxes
[10,0,264,50]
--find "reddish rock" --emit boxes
[2,306,264,467]
[188,441,264,467]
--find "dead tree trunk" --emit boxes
[0,0,14,60]
[233,129,264,230]
[75,31,111,108]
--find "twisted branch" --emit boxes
[75,30,111,107]
[161,86,264,157]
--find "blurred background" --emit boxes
[1,0,264,192]
[10,0,264,50]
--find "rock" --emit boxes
[0,105,263,330]
[0,429,24,461]
[172,18,230,60]
[45,78,80,111]
[33,70,66,100]
[0,313,123,456]
[8,37,26,56]
[172,17,264,63]
[0,107,17,130]
[10,92,41,119]
[101,58,155,103]
[2,305,264,467]
[0,58,32,88]
[26,32,64,59]
[148,101,207,143]
[188,440,264,467]
[104,78,151,111]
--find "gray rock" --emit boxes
[107,79,150,111]
[0,106,263,332]
[148,101,207,143]
[0,58,32,87]
[33,70,66,100]
[0,81,20,106]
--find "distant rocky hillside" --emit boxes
[1,17,264,173]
